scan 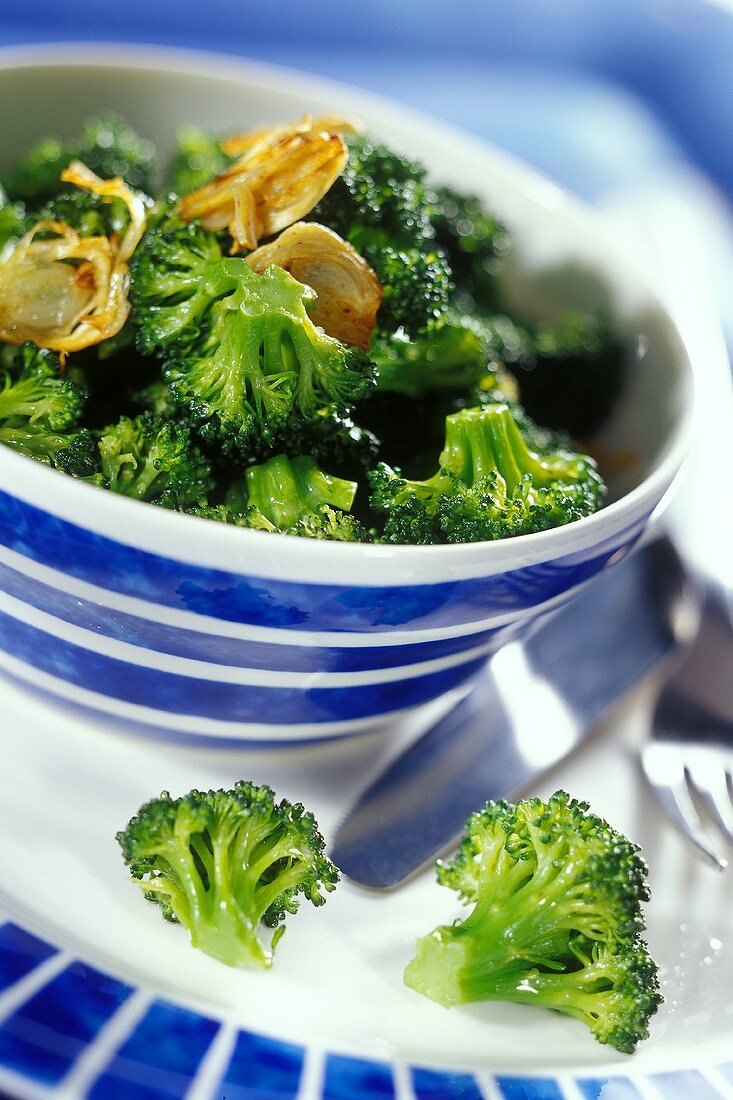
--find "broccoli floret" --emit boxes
[404,791,662,1054]
[129,379,178,418]
[37,185,136,240]
[168,126,235,196]
[370,403,605,544]
[505,311,627,438]
[117,782,339,969]
[131,218,374,452]
[0,343,98,475]
[312,132,433,250]
[243,453,370,541]
[371,313,518,400]
[0,186,26,256]
[97,413,213,506]
[2,113,157,204]
[369,246,453,338]
[428,185,511,312]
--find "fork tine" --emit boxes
[686,759,733,844]
[642,746,728,870]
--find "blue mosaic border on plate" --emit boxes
[0,917,730,1100]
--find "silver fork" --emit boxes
[642,575,733,870]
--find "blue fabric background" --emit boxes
[1,0,732,201]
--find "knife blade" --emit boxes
[331,534,687,888]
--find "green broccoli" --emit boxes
[168,126,235,196]
[2,113,157,204]
[369,246,453,338]
[311,131,433,251]
[370,403,605,544]
[130,217,374,452]
[186,454,370,542]
[371,313,518,400]
[96,413,213,506]
[0,186,26,256]
[117,782,339,969]
[504,311,627,438]
[427,185,511,312]
[0,343,98,475]
[404,791,662,1054]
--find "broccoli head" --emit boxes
[168,126,235,196]
[0,186,26,255]
[311,131,433,250]
[117,781,339,969]
[504,311,627,438]
[370,403,605,544]
[0,343,98,475]
[97,413,213,507]
[2,113,157,205]
[131,217,374,452]
[404,790,662,1054]
[369,245,453,338]
[427,185,511,312]
[371,312,519,400]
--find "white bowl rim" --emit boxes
[0,41,695,584]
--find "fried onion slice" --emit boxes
[0,160,146,357]
[247,222,382,350]
[180,115,349,253]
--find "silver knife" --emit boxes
[331,535,687,888]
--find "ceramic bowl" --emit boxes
[0,45,693,744]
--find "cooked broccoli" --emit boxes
[404,791,662,1054]
[428,185,511,312]
[0,343,98,475]
[370,403,605,544]
[37,186,133,240]
[312,131,433,251]
[0,186,26,255]
[245,408,381,483]
[504,311,627,438]
[131,217,374,451]
[97,413,213,506]
[117,782,339,969]
[369,246,453,338]
[168,126,234,196]
[183,454,370,541]
[2,113,157,204]
[371,313,518,400]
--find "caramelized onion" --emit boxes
[247,222,382,350]
[180,116,349,253]
[0,161,146,358]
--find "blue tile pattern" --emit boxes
[88,1000,219,1099]
[218,1028,304,1099]
[0,923,56,994]
[412,1066,483,1098]
[0,918,727,1100]
[322,1053,395,1098]
[0,961,132,1086]
[496,1077,565,1100]
[650,1070,722,1098]
[577,1079,643,1099]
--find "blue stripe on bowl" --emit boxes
[0,608,485,723]
[650,1070,723,1098]
[0,923,57,995]
[0,666,394,746]
[322,1053,395,1099]
[495,1077,565,1099]
[0,961,132,1087]
[88,999,219,1099]
[0,556,507,673]
[0,489,644,633]
[218,1028,304,1098]
[411,1066,483,1098]
[576,1078,643,1099]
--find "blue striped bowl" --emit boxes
[0,46,693,744]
